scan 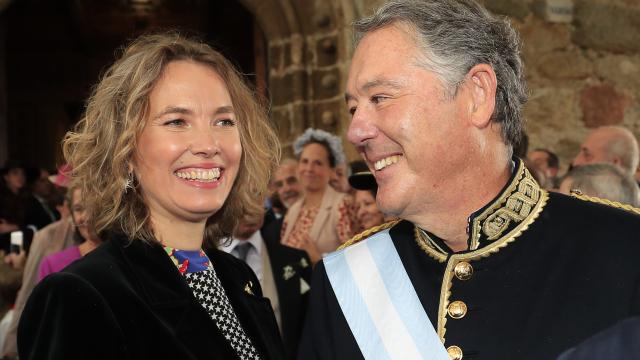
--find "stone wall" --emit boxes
[338,0,640,171]
[240,0,359,159]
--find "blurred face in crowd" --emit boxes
[273,163,302,208]
[573,130,615,168]
[528,150,558,177]
[134,61,242,228]
[558,177,574,195]
[234,211,265,240]
[3,168,26,194]
[70,188,98,241]
[33,169,54,198]
[346,25,477,220]
[355,189,385,230]
[330,162,352,193]
[298,143,333,193]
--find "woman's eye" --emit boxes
[163,119,185,126]
[216,118,236,127]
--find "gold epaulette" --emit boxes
[570,190,640,216]
[338,219,401,250]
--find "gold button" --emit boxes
[454,261,473,280]
[447,345,463,359]
[447,301,468,319]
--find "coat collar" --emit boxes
[412,158,548,262]
[108,235,281,359]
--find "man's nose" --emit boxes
[347,107,377,146]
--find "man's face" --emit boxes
[528,150,557,177]
[33,169,53,198]
[573,130,614,168]
[346,24,473,220]
[273,163,302,208]
[234,213,264,240]
[329,163,351,193]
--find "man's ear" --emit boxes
[465,63,497,129]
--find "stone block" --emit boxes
[268,43,285,73]
[536,51,593,80]
[532,0,573,23]
[573,2,640,53]
[580,83,631,128]
[311,99,344,133]
[484,0,531,20]
[316,35,339,67]
[271,103,310,144]
[269,70,307,106]
[520,19,571,55]
[594,54,640,92]
[524,87,585,168]
[312,68,341,100]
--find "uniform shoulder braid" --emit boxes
[338,219,401,250]
[569,190,640,216]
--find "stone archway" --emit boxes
[238,0,361,158]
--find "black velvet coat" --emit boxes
[299,163,640,360]
[18,233,285,360]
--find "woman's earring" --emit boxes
[124,172,134,194]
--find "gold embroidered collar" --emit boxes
[415,159,547,262]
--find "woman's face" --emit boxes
[3,168,26,193]
[70,188,97,241]
[355,190,385,230]
[134,60,242,226]
[297,143,333,192]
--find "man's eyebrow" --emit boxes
[344,78,405,103]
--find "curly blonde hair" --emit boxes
[63,32,280,246]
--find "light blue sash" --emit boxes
[324,229,449,360]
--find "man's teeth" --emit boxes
[175,168,221,181]
[374,155,401,171]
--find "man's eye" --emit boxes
[371,95,387,104]
[348,106,357,116]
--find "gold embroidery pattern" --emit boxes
[570,191,640,216]
[482,175,540,240]
[437,190,548,342]
[468,163,525,250]
[414,227,447,263]
[338,219,401,250]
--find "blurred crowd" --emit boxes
[1,122,638,358]
[523,125,640,207]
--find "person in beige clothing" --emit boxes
[1,210,75,358]
[281,128,356,263]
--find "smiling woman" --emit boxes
[17,33,283,360]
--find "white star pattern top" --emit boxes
[185,268,261,360]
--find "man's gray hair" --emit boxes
[599,126,640,176]
[353,0,527,149]
[565,163,640,207]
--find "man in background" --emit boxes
[222,208,311,360]
[559,163,639,207]
[528,148,560,188]
[573,125,639,177]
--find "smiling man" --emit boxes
[299,1,640,360]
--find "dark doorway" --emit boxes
[2,0,265,169]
